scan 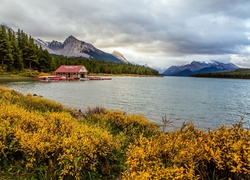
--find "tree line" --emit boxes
[0,25,159,76]
[0,25,53,72]
[191,69,250,79]
[52,56,159,75]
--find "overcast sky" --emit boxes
[1,0,250,70]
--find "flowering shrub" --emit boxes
[124,122,250,180]
[0,87,120,179]
[0,86,69,113]
[84,109,160,138]
[1,86,250,179]
[202,122,250,179]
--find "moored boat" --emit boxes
[37,76,112,82]
[88,77,102,80]
[37,76,74,82]
[88,77,112,80]
[101,77,112,80]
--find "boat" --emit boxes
[37,76,74,82]
[88,77,102,80]
[37,76,112,82]
[88,77,112,80]
[101,77,112,80]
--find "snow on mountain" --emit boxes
[163,61,239,76]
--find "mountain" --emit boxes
[163,61,239,76]
[34,38,56,54]
[112,50,129,64]
[0,23,14,32]
[35,35,125,63]
[2,23,127,63]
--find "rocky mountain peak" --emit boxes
[34,35,127,63]
[63,35,79,45]
[48,40,63,50]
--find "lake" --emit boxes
[1,76,250,130]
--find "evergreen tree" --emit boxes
[9,30,23,71]
[18,30,29,69]
[37,47,52,72]
[22,36,38,69]
[0,26,13,70]
[50,57,57,71]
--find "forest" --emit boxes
[191,68,250,79]
[0,25,159,76]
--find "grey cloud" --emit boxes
[0,0,250,68]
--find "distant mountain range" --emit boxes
[163,61,239,76]
[35,35,129,63]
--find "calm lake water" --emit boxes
[1,76,250,130]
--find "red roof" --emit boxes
[55,65,87,73]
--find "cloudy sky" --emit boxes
[1,0,250,70]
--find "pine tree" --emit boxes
[0,26,13,70]
[18,30,29,69]
[10,31,23,71]
[37,46,52,72]
[22,35,38,69]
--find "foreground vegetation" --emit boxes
[192,68,250,79]
[1,86,250,179]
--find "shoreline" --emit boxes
[88,73,162,77]
[0,75,35,81]
[0,74,161,82]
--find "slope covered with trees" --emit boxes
[52,56,159,75]
[0,26,52,72]
[0,25,159,76]
[191,68,250,79]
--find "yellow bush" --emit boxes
[0,87,120,179]
[202,123,250,177]
[124,122,250,179]
[86,110,160,138]
[1,86,250,179]
[124,124,202,179]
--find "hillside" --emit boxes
[192,68,250,79]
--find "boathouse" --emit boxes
[55,65,88,79]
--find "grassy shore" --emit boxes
[0,86,250,179]
[0,75,35,84]
[0,69,49,81]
